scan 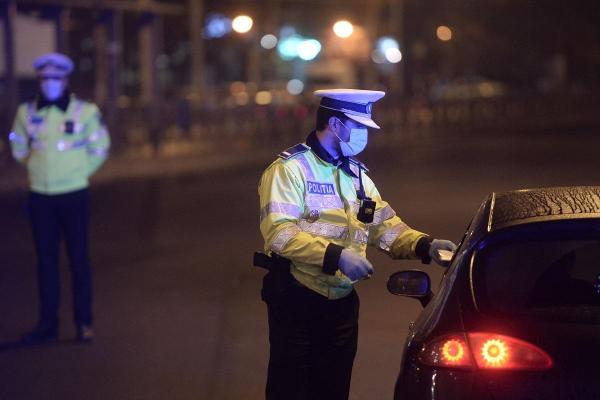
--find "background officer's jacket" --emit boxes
[259,143,427,299]
[9,94,110,194]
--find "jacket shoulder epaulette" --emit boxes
[349,157,369,172]
[277,143,310,160]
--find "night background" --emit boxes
[1,0,600,399]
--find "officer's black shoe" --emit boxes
[21,326,58,345]
[76,325,94,343]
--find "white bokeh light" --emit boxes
[297,39,322,61]
[232,15,253,33]
[385,48,402,63]
[333,20,354,38]
[286,79,304,95]
[260,34,278,49]
[377,36,400,53]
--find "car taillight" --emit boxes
[419,332,553,371]
[420,334,474,368]
[468,333,553,370]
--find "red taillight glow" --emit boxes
[419,332,553,371]
[480,338,509,367]
[441,339,466,363]
[468,333,553,370]
[420,335,474,368]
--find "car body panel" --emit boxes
[392,186,600,400]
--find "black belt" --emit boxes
[253,252,290,271]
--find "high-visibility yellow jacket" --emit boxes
[259,132,428,299]
[9,94,110,194]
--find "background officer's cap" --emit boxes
[314,89,386,129]
[33,53,74,77]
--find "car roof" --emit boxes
[487,186,600,231]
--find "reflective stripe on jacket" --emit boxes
[258,143,427,299]
[9,95,110,194]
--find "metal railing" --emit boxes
[2,92,599,164]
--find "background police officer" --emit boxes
[9,53,110,344]
[258,89,457,400]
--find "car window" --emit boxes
[473,239,600,323]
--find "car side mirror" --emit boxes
[387,270,433,307]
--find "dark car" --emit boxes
[388,186,600,400]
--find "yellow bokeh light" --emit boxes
[232,15,253,34]
[229,81,246,95]
[333,20,354,38]
[436,25,453,41]
[255,91,273,105]
[481,339,508,367]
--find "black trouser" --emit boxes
[263,273,359,400]
[28,189,92,329]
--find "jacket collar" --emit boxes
[306,130,339,165]
[306,130,359,178]
[36,90,71,112]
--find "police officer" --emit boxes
[258,89,457,400]
[8,53,110,344]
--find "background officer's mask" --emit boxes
[40,78,66,101]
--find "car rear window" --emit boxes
[473,239,600,323]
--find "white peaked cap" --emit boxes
[314,89,386,129]
[33,53,74,77]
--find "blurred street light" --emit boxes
[436,25,453,41]
[297,39,322,61]
[384,48,402,63]
[287,79,304,95]
[377,36,400,53]
[372,36,402,64]
[203,13,231,39]
[333,20,354,38]
[260,34,278,49]
[277,35,321,61]
[232,15,253,33]
[277,35,303,60]
[255,90,273,105]
[325,24,370,61]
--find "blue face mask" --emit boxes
[336,119,368,156]
[41,79,65,101]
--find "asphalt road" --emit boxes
[1,126,599,400]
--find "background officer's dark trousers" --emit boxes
[28,189,92,330]
[263,273,359,400]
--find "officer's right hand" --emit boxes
[339,249,374,281]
